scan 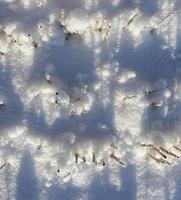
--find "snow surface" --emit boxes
[0,0,181,199]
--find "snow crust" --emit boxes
[0,0,181,199]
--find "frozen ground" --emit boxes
[0,0,181,199]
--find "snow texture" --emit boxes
[0,0,181,199]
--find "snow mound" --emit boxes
[66,9,90,34]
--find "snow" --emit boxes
[0,0,181,199]
[65,9,90,34]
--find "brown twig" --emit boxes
[75,153,78,164]
[75,153,86,163]
[0,163,7,170]
[160,147,179,158]
[173,146,181,153]
[157,10,176,27]
[110,153,125,167]
[92,152,97,165]
[151,102,162,107]
[127,11,142,27]
[147,153,170,165]
[0,51,5,56]
[146,90,160,95]
[123,95,137,101]
[141,144,167,159]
